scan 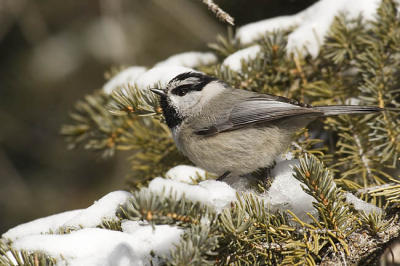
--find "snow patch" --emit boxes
[103,65,197,97]
[12,227,182,266]
[265,159,317,221]
[121,220,149,234]
[135,66,196,91]
[222,45,261,72]
[148,178,236,212]
[2,159,383,264]
[346,193,382,214]
[155,52,217,68]
[2,191,131,242]
[165,165,207,184]
[2,209,83,241]
[236,15,302,45]
[103,66,147,94]
[62,191,131,229]
[235,0,380,58]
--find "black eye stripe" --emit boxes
[172,85,190,92]
[171,85,192,96]
[169,73,218,96]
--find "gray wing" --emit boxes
[194,96,323,136]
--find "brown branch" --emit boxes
[201,0,234,26]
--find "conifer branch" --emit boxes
[124,118,190,189]
[108,84,162,118]
[121,188,215,226]
[208,28,239,58]
[60,91,133,157]
[369,181,400,205]
[168,222,219,265]
[359,211,392,236]
[0,241,57,266]
[294,154,355,239]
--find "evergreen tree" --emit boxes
[2,0,400,264]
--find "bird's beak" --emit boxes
[150,88,167,97]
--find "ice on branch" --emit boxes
[155,52,217,68]
[103,66,147,94]
[235,0,380,58]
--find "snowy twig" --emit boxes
[201,0,234,26]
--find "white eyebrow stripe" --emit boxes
[168,79,200,91]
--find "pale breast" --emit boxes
[176,123,292,176]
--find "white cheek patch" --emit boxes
[169,93,202,116]
[167,81,225,117]
[199,82,226,105]
[181,93,201,110]
[169,96,181,112]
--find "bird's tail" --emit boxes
[315,105,383,116]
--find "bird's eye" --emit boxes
[172,85,191,97]
[176,89,188,96]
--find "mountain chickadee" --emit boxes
[151,72,382,180]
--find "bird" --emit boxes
[150,71,383,180]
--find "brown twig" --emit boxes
[201,0,234,26]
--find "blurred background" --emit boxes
[0,0,317,234]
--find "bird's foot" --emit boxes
[217,171,231,181]
[252,165,274,182]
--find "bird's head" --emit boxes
[151,72,225,128]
